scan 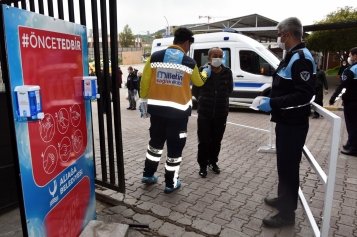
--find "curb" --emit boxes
[323,106,344,111]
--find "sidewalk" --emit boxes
[1,74,354,237]
[92,86,357,236]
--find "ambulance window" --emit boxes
[239,50,268,75]
[193,48,231,68]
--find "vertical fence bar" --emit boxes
[13,1,19,8]
[320,116,341,236]
[47,0,54,17]
[0,7,28,237]
[38,0,44,14]
[57,0,64,20]
[67,0,74,23]
[29,0,35,12]
[20,0,26,9]
[109,0,125,193]
[78,0,86,26]
[100,0,115,184]
[91,0,107,182]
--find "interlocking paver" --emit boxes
[88,73,357,236]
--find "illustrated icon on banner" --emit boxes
[70,104,81,127]
[59,136,71,162]
[42,145,58,174]
[39,113,55,142]
[56,108,69,134]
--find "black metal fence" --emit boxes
[0,0,125,193]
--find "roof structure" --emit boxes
[188,14,279,42]
[188,14,357,43]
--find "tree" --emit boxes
[306,6,357,61]
[154,32,163,39]
[119,24,135,47]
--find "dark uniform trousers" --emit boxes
[344,100,357,153]
[197,114,227,168]
[143,115,188,188]
[314,85,323,116]
[275,122,309,220]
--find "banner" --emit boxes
[3,6,96,237]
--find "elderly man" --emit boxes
[257,17,316,227]
[192,47,233,178]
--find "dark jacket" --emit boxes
[315,69,328,89]
[330,62,357,103]
[127,73,138,91]
[338,64,348,77]
[269,43,316,124]
[118,68,123,88]
[192,64,233,118]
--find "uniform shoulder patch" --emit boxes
[300,71,310,81]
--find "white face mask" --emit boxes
[211,58,223,67]
[347,57,354,65]
[277,34,287,50]
[343,63,346,66]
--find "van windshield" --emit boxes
[256,47,281,68]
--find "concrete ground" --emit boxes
[1,70,356,236]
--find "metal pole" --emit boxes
[68,0,75,23]
[109,0,126,193]
[47,0,54,17]
[164,16,169,35]
[57,0,64,20]
[38,0,44,14]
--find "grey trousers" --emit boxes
[128,90,136,108]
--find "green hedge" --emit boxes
[325,65,340,76]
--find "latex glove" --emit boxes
[133,89,137,93]
[139,98,150,118]
[202,67,211,78]
[257,98,272,112]
[324,90,328,95]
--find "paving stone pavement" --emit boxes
[92,71,357,237]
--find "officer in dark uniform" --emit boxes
[329,47,357,157]
[257,17,316,228]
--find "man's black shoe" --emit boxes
[264,197,279,208]
[262,214,295,228]
[208,163,220,174]
[131,108,136,110]
[341,149,357,157]
[312,114,319,119]
[199,167,207,178]
[127,107,132,110]
[342,144,350,150]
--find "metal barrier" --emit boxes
[299,102,341,237]
[229,101,275,153]
[226,101,341,236]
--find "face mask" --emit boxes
[277,34,288,50]
[128,70,131,74]
[347,57,354,65]
[211,58,223,67]
[343,63,346,66]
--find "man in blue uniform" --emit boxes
[329,47,357,157]
[257,17,316,228]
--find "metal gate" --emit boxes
[0,0,125,199]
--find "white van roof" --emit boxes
[152,32,265,51]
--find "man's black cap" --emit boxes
[174,27,194,43]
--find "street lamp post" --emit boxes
[164,16,170,35]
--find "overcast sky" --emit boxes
[29,0,356,35]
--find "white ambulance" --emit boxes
[151,32,281,105]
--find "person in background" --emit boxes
[257,17,316,228]
[192,47,233,178]
[137,72,142,98]
[337,60,348,79]
[118,66,123,88]
[329,47,357,157]
[312,62,328,119]
[126,66,138,110]
[139,27,210,193]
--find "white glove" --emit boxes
[139,98,150,118]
